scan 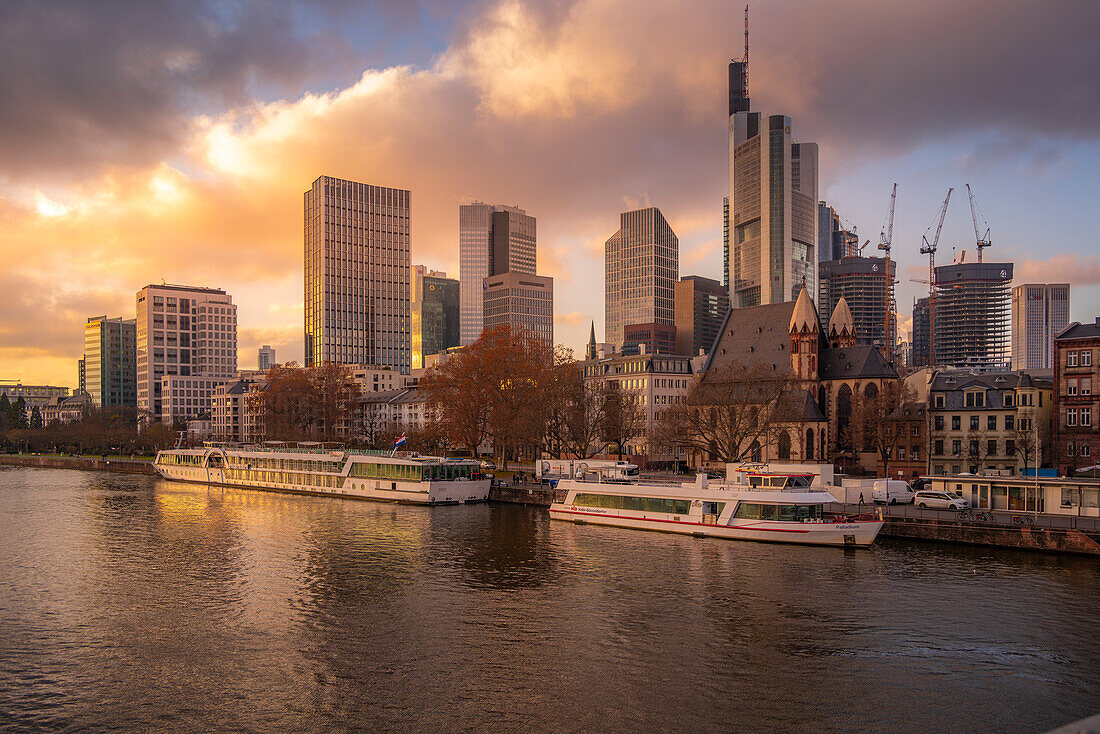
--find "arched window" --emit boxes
[837,384,853,449]
[777,431,791,460]
[806,428,815,461]
[820,428,827,460]
[864,382,878,399]
[750,440,762,463]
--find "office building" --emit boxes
[459,203,536,345]
[675,275,729,356]
[482,272,554,345]
[817,202,859,263]
[0,382,69,409]
[722,197,730,290]
[304,175,410,372]
[257,345,276,372]
[77,359,86,395]
[83,315,137,408]
[1012,283,1070,370]
[623,323,677,355]
[411,266,459,368]
[605,207,678,348]
[932,262,1013,369]
[818,257,897,351]
[913,297,931,367]
[136,284,237,422]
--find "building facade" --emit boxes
[212,378,265,443]
[623,324,677,356]
[912,297,930,367]
[931,262,1013,369]
[136,284,237,422]
[482,272,554,345]
[257,345,276,372]
[159,375,232,426]
[1012,283,1070,371]
[1054,319,1100,475]
[41,394,92,424]
[304,175,410,372]
[411,266,459,368]
[816,202,859,264]
[818,257,897,351]
[458,203,536,345]
[605,207,678,349]
[83,315,136,408]
[0,383,70,409]
[675,275,729,356]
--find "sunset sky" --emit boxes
[2,0,1098,387]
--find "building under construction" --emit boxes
[818,256,896,350]
[932,261,1013,369]
[912,297,930,367]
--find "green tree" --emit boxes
[12,397,28,430]
[29,406,43,430]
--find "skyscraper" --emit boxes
[257,345,276,371]
[932,262,1013,369]
[136,284,237,422]
[605,207,678,349]
[912,297,930,367]
[818,257,897,350]
[817,202,859,263]
[483,272,554,345]
[727,32,818,308]
[675,275,729,356]
[1012,283,1070,370]
[458,203,536,345]
[304,175,410,372]
[84,315,136,408]
[411,266,460,368]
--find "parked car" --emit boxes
[479,460,497,471]
[914,490,969,510]
[872,480,914,505]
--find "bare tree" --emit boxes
[847,380,918,479]
[600,381,646,462]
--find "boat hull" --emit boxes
[549,506,882,547]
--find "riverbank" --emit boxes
[0,454,156,474]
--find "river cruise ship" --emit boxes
[549,467,883,547]
[153,444,489,505]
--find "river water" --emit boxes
[0,467,1097,733]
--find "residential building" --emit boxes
[483,272,554,344]
[136,284,238,422]
[41,394,92,424]
[257,345,276,372]
[411,266,459,368]
[675,275,729,356]
[0,382,69,408]
[459,203,536,345]
[605,207,678,348]
[927,370,1053,476]
[818,257,897,351]
[356,387,430,445]
[623,324,677,356]
[83,315,136,408]
[912,297,930,367]
[1012,283,1070,370]
[880,402,926,480]
[304,175,410,372]
[1054,319,1100,475]
[581,352,707,468]
[931,261,1013,369]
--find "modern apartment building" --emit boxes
[483,272,554,345]
[1054,318,1100,474]
[83,316,136,408]
[458,203,536,345]
[411,266,459,368]
[257,345,276,371]
[1012,283,1070,370]
[674,275,729,356]
[932,262,1013,369]
[136,284,237,422]
[605,207,678,348]
[817,257,897,351]
[304,175,410,372]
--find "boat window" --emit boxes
[748,476,763,488]
[734,503,822,521]
[574,494,690,514]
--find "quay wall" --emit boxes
[881,517,1100,556]
[0,454,157,475]
[488,485,557,507]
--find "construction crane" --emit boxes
[966,183,991,262]
[877,183,898,361]
[920,188,953,367]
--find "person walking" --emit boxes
[858,492,865,508]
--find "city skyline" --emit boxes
[2,0,1099,387]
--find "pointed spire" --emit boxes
[789,283,818,334]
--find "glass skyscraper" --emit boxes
[411,266,460,368]
[304,175,410,372]
[605,207,678,349]
[1012,283,1070,370]
[83,315,136,408]
[458,203,536,345]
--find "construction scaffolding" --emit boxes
[932,261,1013,369]
[818,256,897,350]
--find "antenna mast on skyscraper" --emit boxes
[743,5,749,95]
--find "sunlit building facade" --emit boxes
[304,175,410,372]
[83,315,136,408]
[1012,283,1070,371]
[483,272,553,345]
[459,203,536,345]
[605,207,678,349]
[411,266,459,368]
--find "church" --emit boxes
[702,285,899,470]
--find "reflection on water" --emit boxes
[0,467,1097,732]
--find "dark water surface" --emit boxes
[1,467,1097,733]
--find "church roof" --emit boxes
[703,301,797,375]
[788,285,818,333]
[797,389,827,422]
[819,345,898,381]
[828,297,854,336]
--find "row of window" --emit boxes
[1066,408,1093,427]
[573,493,692,515]
[732,503,825,521]
[1066,350,1093,367]
[933,439,1019,457]
[935,414,1016,432]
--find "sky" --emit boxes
[2,0,1099,387]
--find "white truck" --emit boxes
[537,459,640,481]
[872,479,915,505]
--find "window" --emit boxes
[934,440,944,455]
[935,415,944,431]
[1067,441,1076,456]
[1068,351,1078,367]
[912,446,921,461]
[987,440,997,457]
[952,416,961,431]
[1083,378,1093,396]
[952,439,961,456]
[1004,393,1014,407]
[969,440,980,457]
[1068,379,1078,396]
[934,394,945,408]
[1005,415,1015,431]
[1083,408,1093,427]
[1084,445,1092,458]
[898,447,906,461]
[1067,408,1078,426]
[970,416,980,431]
[965,392,985,408]
[1006,439,1015,456]
[987,415,997,431]
[1084,351,1093,367]
[912,425,920,437]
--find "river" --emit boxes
[0,467,1097,732]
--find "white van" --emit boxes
[872,479,915,505]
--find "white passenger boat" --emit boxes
[153,443,489,505]
[549,467,883,547]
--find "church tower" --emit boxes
[788,285,819,381]
[827,297,856,349]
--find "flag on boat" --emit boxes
[393,433,407,449]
